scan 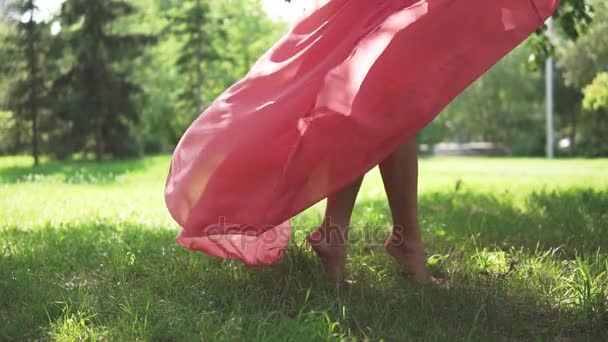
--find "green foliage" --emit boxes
[526,0,594,70]
[430,0,605,157]
[0,23,19,155]
[554,0,594,40]
[1,0,53,164]
[164,0,222,143]
[0,110,17,153]
[583,72,608,112]
[159,0,284,145]
[436,46,546,155]
[574,72,608,157]
[51,0,153,161]
[1,156,607,340]
[211,0,285,78]
[559,3,608,157]
[0,0,604,159]
[417,120,449,148]
[560,3,608,89]
[125,0,286,150]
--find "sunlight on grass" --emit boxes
[1,155,607,340]
[49,299,109,341]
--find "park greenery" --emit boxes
[0,0,606,162]
[0,0,283,161]
[0,1,606,340]
[1,155,607,339]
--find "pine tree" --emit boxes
[53,0,153,161]
[3,0,50,166]
[166,0,223,142]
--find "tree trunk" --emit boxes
[13,111,22,154]
[95,119,104,162]
[27,4,40,167]
[570,109,577,156]
[32,108,39,166]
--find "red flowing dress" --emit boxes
[165,0,559,265]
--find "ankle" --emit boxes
[386,232,424,253]
[309,226,348,247]
[388,228,422,243]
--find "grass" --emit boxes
[1,155,607,341]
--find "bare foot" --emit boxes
[384,233,432,283]
[307,228,347,283]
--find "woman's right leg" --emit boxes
[308,176,364,282]
[379,138,430,282]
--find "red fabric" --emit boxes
[165,0,558,265]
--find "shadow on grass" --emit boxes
[345,188,608,256]
[0,157,160,184]
[1,219,605,340]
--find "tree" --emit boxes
[161,0,284,145]
[2,0,51,165]
[52,0,153,161]
[558,0,608,156]
[560,2,608,90]
[212,0,284,79]
[583,73,608,113]
[0,21,19,154]
[165,0,222,143]
[108,0,285,152]
[575,73,608,157]
[527,0,594,69]
[434,46,546,155]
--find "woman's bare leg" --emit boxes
[308,138,428,282]
[380,138,430,282]
[308,177,363,282]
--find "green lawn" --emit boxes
[1,155,607,340]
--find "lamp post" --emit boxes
[546,17,554,159]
